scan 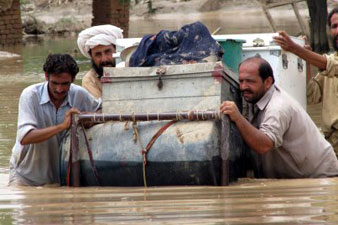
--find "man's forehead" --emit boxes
[49,73,73,80]
[239,60,261,78]
[240,59,260,70]
[92,44,115,52]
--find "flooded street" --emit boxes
[1,7,337,224]
[1,178,338,224]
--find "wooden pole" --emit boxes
[291,2,308,36]
[70,114,80,187]
[221,115,229,186]
[78,110,221,123]
[265,0,305,8]
[257,0,308,34]
[258,0,277,32]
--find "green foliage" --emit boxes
[147,1,156,14]
[20,0,29,5]
[57,17,74,25]
[119,0,131,5]
[52,17,80,33]
[131,0,156,14]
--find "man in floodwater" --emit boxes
[77,24,123,99]
[9,54,101,186]
[272,7,338,157]
[220,56,338,178]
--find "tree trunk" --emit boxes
[92,0,130,37]
[306,0,329,53]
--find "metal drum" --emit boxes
[59,62,248,186]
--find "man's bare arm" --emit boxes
[21,108,79,145]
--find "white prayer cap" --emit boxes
[77,24,123,59]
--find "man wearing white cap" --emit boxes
[77,24,123,99]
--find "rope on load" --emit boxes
[132,119,177,188]
[132,121,147,187]
[79,122,101,186]
[141,120,177,187]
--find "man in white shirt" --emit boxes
[9,54,101,186]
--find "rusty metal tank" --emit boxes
[59,62,248,186]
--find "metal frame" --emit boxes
[257,0,309,37]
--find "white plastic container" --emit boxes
[214,33,307,109]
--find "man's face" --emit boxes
[239,61,271,104]
[45,72,73,103]
[330,13,338,51]
[90,45,116,78]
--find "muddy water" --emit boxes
[0,9,337,224]
[1,178,338,224]
[128,7,310,37]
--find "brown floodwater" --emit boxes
[0,6,336,224]
[1,177,338,224]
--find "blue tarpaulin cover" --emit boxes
[129,21,224,67]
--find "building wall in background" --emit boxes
[0,0,22,46]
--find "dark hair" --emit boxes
[43,54,79,79]
[328,7,338,27]
[239,55,275,83]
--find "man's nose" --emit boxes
[240,82,247,90]
[56,84,64,92]
[101,53,110,62]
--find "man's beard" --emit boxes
[91,60,115,78]
[241,88,265,104]
[332,34,338,52]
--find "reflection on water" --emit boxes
[0,82,26,173]
[0,35,91,81]
[0,9,335,224]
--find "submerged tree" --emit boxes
[306,0,329,53]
